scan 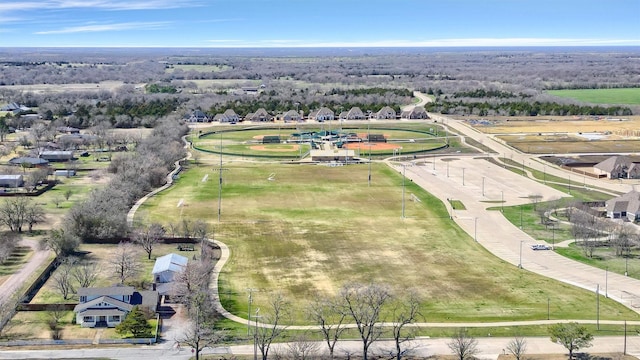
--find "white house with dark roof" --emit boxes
[345,107,365,120]
[0,174,23,188]
[594,156,640,179]
[246,108,273,122]
[606,190,640,221]
[184,110,210,123]
[74,286,158,328]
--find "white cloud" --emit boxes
[35,21,170,34]
[0,0,201,12]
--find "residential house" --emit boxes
[213,109,240,123]
[0,102,31,114]
[245,108,273,122]
[56,126,81,134]
[74,286,158,328]
[8,157,49,167]
[39,150,74,162]
[308,107,335,122]
[594,156,640,179]
[605,190,640,221]
[400,106,429,119]
[184,110,210,123]
[281,110,302,122]
[345,107,365,120]
[375,106,397,120]
[152,253,188,283]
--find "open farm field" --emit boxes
[496,135,640,154]
[471,116,640,135]
[0,81,142,94]
[547,88,640,105]
[137,162,637,324]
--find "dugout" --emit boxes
[262,135,281,144]
[367,134,387,143]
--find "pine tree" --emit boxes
[115,306,152,338]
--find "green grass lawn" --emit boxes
[547,88,640,105]
[137,161,639,324]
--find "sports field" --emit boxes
[547,88,640,105]
[138,161,637,324]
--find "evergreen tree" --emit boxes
[116,306,152,338]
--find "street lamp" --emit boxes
[518,240,523,269]
[474,217,478,242]
[482,176,485,197]
[253,308,261,360]
[605,267,608,298]
[501,191,504,212]
[625,256,628,276]
[462,168,465,186]
[401,164,406,219]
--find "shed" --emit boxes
[39,151,74,162]
[0,174,23,188]
[152,253,188,283]
[54,169,76,177]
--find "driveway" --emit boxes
[0,238,50,306]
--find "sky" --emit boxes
[0,0,638,47]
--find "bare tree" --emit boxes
[0,197,30,233]
[447,329,478,360]
[390,289,422,360]
[286,333,321,360]
[47,304,68,340]
[71,260,99,288]
[256,293,290,360]
[340,282,391,360]
[0,231,19,264]
[307,294,349,359]
[506,336,527,360]
[24,202,45,233]
[110,242,141,284]
[172,260,213,308]
[132,222,165,259]
[177,292,225,360]
[612,225,633,257]
[52,257,76,300]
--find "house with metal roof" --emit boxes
[8,157,49,167]
[0,174,23,188]
[39,150,74,162]
[74,286,158,328]
[152,253,188,283]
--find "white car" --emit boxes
[530,244,551,250]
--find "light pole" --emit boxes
[543,164,546,184]
[625,256,628,276]
[551,223,555,250]
[518,240,523,269]
[218,132,223,222]
[368,118,371,187]
[462,168,465,186]
[520,204,523,229]
[605,267,608,298]
[596,284,600,330]
[246,288,257,336]
[401,164,406,219]
[568,173,571,194]
[253,308,261,360]
[474,217,478,242]
[446,161,449,177]
[501,191,504,212]
[482,176,485,197]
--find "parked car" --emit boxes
[531,244,551,250]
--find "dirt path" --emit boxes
[0,238,50,305]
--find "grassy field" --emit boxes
[547,88,640,105]
[496,135,640,154]
[193,124,449,158]
[471,116,640,135]
[137,161,639,324]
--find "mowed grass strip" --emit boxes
[547,88,640,105]
[138,162,638,324]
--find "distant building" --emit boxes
[183,110,210,123]
[375,106,397,120]
[213,109,240,123]
[605,190,640,221]
[39,150,74,162]
[308,107,335,121]
[400,106,429,119]
[594,156,640,179]
[8,157,49,167]
[0,174,24,188]
[245,108,273,122]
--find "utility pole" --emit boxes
[402,164,406,219]
[596,284,600,330]
[246,288,257,336]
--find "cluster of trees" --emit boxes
[452,89,532,99]
[426,99,632,117]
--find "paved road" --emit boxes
[1,335,639,359]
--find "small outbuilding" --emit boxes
[152,253,188,283]
[0,174,24,188]
[39,151,74,162]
